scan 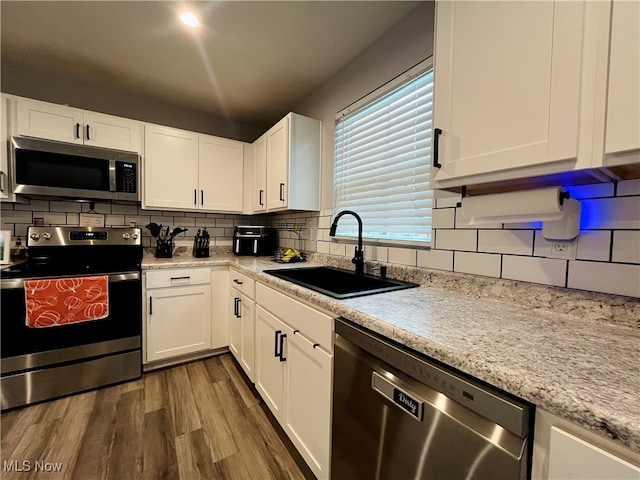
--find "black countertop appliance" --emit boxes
[233,226,277,256]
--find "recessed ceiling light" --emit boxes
[179,11,199,28]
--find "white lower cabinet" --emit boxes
[533,409,640,480]
[255,282,334,480]
[228,269,256,381]
[145,268,212,362]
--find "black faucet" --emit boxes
[329,210,364,275]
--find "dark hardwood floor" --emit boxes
[1,354,310,480]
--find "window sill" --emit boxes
[330,236,431,250]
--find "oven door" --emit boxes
[1,272,142,369]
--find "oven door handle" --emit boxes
[1,272,140,290]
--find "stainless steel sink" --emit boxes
[264,266,419,299]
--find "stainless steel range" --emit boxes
[1,226,143,410]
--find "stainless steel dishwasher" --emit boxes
[332,318,532,480]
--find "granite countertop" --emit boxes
[142,251,640,453]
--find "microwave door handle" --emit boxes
[109,160,117,192]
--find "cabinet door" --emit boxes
[1,95,10,200]
[228,289,242,361]
[16,98,84,145]
[239,296,256,382]
[252,134,267,212]
[255,306,288,422]
[146,285,211,362]
[143,125,199,210]
[266,116,289,211]
[210,267,228,350]
[198,135,244,212]
[284,331,333,480]
[548,427,640,480]
[432,1,585,188]
[604,0,640,165]
[83,111,141,153]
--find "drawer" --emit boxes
[256,282,334,351]
[229,269,255,299]
[146,267,211,289]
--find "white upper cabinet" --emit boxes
[144,124,199,210]
[252,134,267,212]
[198,135,244,212]
[16,97,141,153]
[603,0,640,167]
[143,124,245,213]
[1,95,13,201]
[253,112,321,213]
[432,0,639,192]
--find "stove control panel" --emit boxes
[26,227,142,247]
[70,231,108,241]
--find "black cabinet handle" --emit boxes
[201,190,204,205]
[274,330,282,358]
[259,189,264,206]
[86,124,90,141]
[233,297,240,317]
[0,171,5,193]
[433,128,443,168]
[279,183,285,201]
[75,123,81,139]
[233,279,243,285]
[236,298,242,318]
[279,333,287,362]
[149,297,153,316]
[194,189,197,205]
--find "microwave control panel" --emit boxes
[116,162,137,193]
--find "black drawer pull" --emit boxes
[279,333,287,362]
[274,330,282,358]
[233,279,243,285]
[433,128,443,168]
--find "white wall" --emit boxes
[292,1,435,211]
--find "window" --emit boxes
[333,61,434,245]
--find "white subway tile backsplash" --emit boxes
[454,252,501,277]
[1,202,14,210]
[366,246,389,262]
[51,201,80,213]
[434,190,461,208]
[80,203,110,214]
[388,248,416,266]
[40,212,67,225]
[175,217,196,227]
[125,215,150,227]
[316,241,331,254]
[329,242,346,257]
[111,204,140,215]
[612,231,640,264]
[478,230,534,256]
[502,255,567,287]
[533,231,553,257]
[215,218,235,227]
[2,210,33,224]
[576,231,611,261]
[66,213,80,225]
[417,249,454,271]
[105,215,125,226]
[580,197,640,229]
[434,229,477,251]
[617,179,640,196]
[318,216,331,228]
[14,199,48,211]
[432,208,455,229]
[568,261,640,297]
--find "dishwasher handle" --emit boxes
[372,371,424,421]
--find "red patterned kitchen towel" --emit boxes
[24,275,109,328]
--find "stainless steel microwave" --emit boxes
[11,136,140,201]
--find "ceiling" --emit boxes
[1,1,421,127]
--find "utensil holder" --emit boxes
[155,239,173,258]
[193,246,209,258]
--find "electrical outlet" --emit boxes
[548,241,577,260]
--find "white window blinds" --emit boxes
[333,67,433,244]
